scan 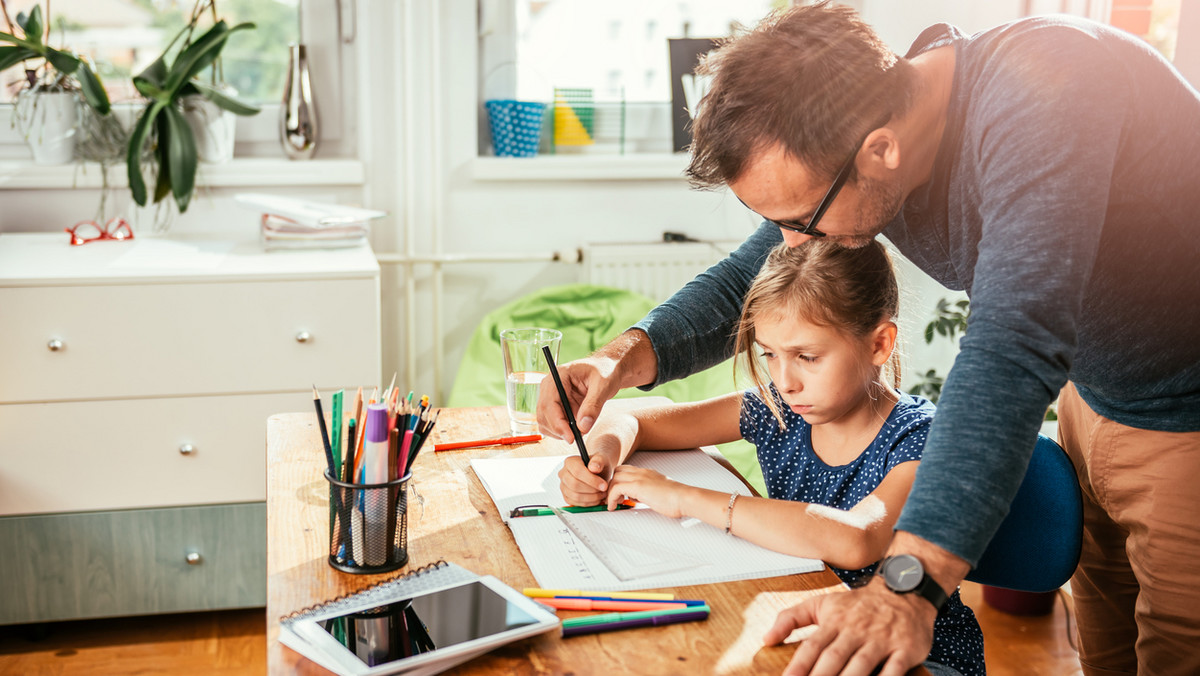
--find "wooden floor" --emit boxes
[0,582,1080,675]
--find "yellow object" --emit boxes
[554,95,594,146]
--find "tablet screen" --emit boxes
[315,581,542,668]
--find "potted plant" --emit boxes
[127,0,260,218]
[0,2,111,164]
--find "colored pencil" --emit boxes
[312,386,334,475]
[537,598,688,612]
[434,434,541,452]
[524,588,675,601]
[542,345,590,465]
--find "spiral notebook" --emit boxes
[471,450,825,592]
[279,560,559,675]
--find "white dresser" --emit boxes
[0,234,381,624]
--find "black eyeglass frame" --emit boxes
[741,116,889,239]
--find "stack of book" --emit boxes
[235,193,386,250]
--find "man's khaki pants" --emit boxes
[1058,382,1200,675]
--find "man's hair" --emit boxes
[686,1,915,189]
[734,239,901,427]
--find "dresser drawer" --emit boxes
[0,277,380,403]
[0,392,304,516]
[0,502,266,625]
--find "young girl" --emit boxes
[558,240,984,676]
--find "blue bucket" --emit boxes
[485,100,546,158]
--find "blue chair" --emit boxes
[964,434,1083,593]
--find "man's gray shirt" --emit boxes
[634,16,1200,564]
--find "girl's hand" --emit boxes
[606,466,687,518]
[559,454,615,506]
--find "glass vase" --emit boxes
[281,43,319,159]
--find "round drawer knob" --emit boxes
[295,331,312,343]
[179,444,196,455]
[186,551,203,565]
[47,338,64,352]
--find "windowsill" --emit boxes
[0,158,366,190]
[470,153,691,181]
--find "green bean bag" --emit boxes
[447,283,764,494]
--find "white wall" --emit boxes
[3,0,1106,404]
[376,0,993,400]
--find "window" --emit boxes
[1,0,298,105]
[2,0,355,158]
[479,0,779,156]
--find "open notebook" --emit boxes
[471,449,824,592]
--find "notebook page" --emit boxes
[472,451,824,591]
[471,448,754,523]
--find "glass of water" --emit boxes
[499,328,562,435]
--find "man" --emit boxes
[540,3,1200,675]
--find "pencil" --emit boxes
[541,346,590,466]
[434,434,541,452]
[312,386,335,475]
[331,389,344,479]
[344,418,357,483]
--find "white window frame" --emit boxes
[0,0,357,160]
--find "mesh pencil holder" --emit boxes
[325,470,411,575]
[484,99,546,157]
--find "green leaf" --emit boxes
[44,47,80,74]
[923,323,935,345]
[190,79,261,116]
[0,45,36,71]
[163,20,230,93]
[77,62,111,114]
[20,5,43,47]
[126,102,165,207]
[0,32,42,50]
[135,55,169,90]
[167,22,255,94]
[133,76,166,101]
[162,105,197,213]
[152,116,172,204]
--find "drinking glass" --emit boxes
[499,328,562,435]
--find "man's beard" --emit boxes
[828,175,904,249]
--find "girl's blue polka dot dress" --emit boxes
[740,385,986,676]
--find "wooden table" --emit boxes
[267,406,846,675]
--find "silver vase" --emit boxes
[281,43,319,159]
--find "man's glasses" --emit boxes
[743,116,889,239]
[65,218,134,246]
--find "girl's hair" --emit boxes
[735,239,901,426]
[686,1,915,190]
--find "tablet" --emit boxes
[291,575,560,675]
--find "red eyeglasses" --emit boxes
[65,218,135,246]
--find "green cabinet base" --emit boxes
[0,502,265,625]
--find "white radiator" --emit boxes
[582,240,744,301]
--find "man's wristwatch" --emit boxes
[878,554,949,612]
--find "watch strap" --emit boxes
[910,573,949,612]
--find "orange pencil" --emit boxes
[435,434,541,451]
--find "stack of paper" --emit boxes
[235,193,386,250]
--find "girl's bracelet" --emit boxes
[725,493,740,535]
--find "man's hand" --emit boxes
[765,532,970,676]
[536,354,621,442]
[764,580,935,676]
[536,330,658,441]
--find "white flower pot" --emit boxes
[181,92,237,164]
[14,90,79,165]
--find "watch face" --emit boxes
[883,554,923,593]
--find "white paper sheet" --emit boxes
[471,450,824,592]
